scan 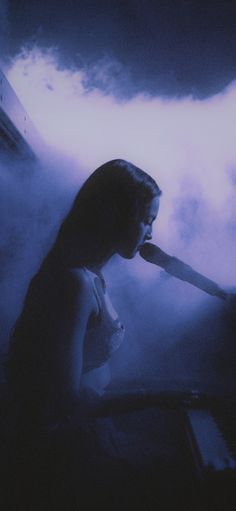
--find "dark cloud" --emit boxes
[5,0,236,97]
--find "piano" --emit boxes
[109,384,236,510]
[183,394,236,510]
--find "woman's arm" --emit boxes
[63,268,98,397]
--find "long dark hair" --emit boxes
[51,159,161,266]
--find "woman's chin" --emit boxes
[117,242,142,259]
[123,248,140,259]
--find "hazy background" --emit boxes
[0,0,236,391]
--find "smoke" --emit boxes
[1,46,236,389]
[0,150,85,372]
[5,47,236,278]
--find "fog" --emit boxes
[1,46,236,390]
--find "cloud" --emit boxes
[2,46,236,386]
[5,46,236,282]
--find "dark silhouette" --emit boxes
[4,159,161,509]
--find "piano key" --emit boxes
[185,408,236,473]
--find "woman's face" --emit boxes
[117,196,160,259]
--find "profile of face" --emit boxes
[117,196,160,259]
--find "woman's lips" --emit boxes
[138,242,146,251]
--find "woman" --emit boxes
[5,159,161,508]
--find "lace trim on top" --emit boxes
[82,268,125,373]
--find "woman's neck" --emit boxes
[87,253,114,274]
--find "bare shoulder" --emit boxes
[63,267,98,315]
[67,267,90,287]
